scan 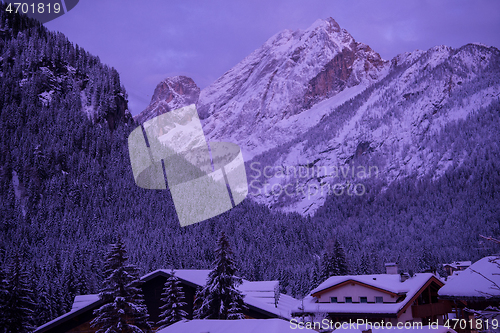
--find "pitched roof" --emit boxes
[295,273,441,316]
[35,269,299,332]
[70,294,100,311]
[34,295,104,333]
[311,273,430,296]
[141,269,212,287]
[142,269,298,319]
[438,256,500,299]
[443,261,472,268]
[157,319,315,333]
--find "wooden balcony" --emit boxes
[411,301,452,318]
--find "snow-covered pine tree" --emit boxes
[194,232,246,319]
[227,300,245,320]
[359,253,370,275]
[319,239,349,281]
[310,255,321,289]
[156,270,187,329]
[0,254,36,333]
[333,240,348,276]
[319,252,335,282]
[91,237,151,333]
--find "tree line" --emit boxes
[0,232,247,332]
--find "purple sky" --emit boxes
[45,0,500,115]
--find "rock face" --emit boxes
[134,75,200,124]
[245,43,500,215]
[197,18,389,159]
[304,43,386,108]
[143,18,500,216]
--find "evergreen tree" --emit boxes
[320,240,349,281]
[333,240,348,276]
[1,254,35,333]
[91,238,151,333]
[194,232,245,320]
[34,284,55,327]
[419,246,438,273]
[359,253,370,274]
[319,252,335,282]
[157,270,187,329]
[227,300,245,320]
[310,255,322,289]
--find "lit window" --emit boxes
[376,297,383,303]
[345,297,352,303]
[330,297,337,303]
[360,297,367,303]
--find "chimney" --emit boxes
[385,263,398,275]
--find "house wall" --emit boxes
[397,306,414,323]
[317,283,397,303]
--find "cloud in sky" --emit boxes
[45,0,500,115]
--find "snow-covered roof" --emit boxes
[157,319,315,333]
[438,256,500,299]
[242,280,279,291]
[34,294,103,333]
[142,269,279,292]
[311,273,433,296]
[70,294,100,311]
[35,269,299,332]
[142,269,298,319]
[245,294,300,320]
[443,261,472,268]
[141,269,212,287]
[297,273,440,315]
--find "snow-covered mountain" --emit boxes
[198,18,389,159]
[134,75,200,124]
[248,42,500,214]
[138,18,500,215]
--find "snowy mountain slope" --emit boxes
[247,42,500,214]
[140,18,500,216]
[197,18,389,159]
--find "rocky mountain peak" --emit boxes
[134,75,200,124]
[136,17,500,217]
[197,18,389,158]
[306,17,345,41]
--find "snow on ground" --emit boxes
[275,83,369,141]
[157,319,315,333]
[335,324,456,333]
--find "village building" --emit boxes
[34,269,299,333]
[292,264,452,325]
[438,256,500,333]
[442,261,472,277]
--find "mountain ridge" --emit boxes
[137,18,500,215]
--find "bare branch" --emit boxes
[480,235,500,244]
